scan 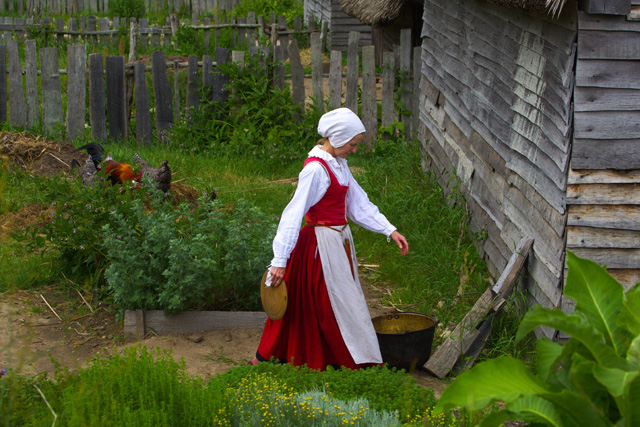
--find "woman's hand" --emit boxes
[269,266,286,287]
[390,230,409,256]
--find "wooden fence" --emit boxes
[0,28,419,145]
[1,0,242,16]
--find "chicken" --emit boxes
[71,156,100,186]
[133,153,172,193]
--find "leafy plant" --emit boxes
[109,0,146,19]
[434,250,640,426]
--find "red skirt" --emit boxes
[256,225,379,371]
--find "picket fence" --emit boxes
[0,28,419,146]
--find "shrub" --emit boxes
[110,0,145,19]
[434,251,640,426]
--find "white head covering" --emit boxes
[317,108,366,148]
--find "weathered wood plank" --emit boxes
[571,139,640,170]
[382,52,395,128]
[345,31,359,113]
[288,38,304,112]
[311,32,323,111]
[576,59,640,89]
[578,10,639,31]
[89,53,107,141]
[25,40,38,129]
[186,54,199,116]
[152,51,174,141]
[124,310,267,336]
[40,47,63,132]
[7,40,26,127]
[424,288,497,378]
[578,30,640,60]
[570,248,640,269]
[0,45,6,123]
[567,226,640,249]
[362,46,377,147]
[583,0,631,15]
[568,167,640,184]
[134,61,152,145]
[574,87,640,111]
[567,183,640,204]
[66,45,87,141]
[106,55,126,140]
[273,45,285,92]
[400,28,412,136]
[568,205,640,231]
[328,50,342,110]
[608,269,640,290]
[213,47,230,103]
[492,236,534,297]
[575,111,640,140]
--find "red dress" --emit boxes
[256,157,380,370]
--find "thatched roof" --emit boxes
[338,0,568,25]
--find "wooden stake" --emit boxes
[76,289,94,313]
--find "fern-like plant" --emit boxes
[434,250,640,426]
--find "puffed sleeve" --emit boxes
[270,162,330,268]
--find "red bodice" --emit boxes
[304,157,349,226]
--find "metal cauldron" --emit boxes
[372,312,438,371]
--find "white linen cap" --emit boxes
[317,108,366,148]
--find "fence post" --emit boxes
[202,54,213,105]
[311,32,323,112]
[186,54,199,117]
[381,52,395,130]
[134,61,152,145]
[328,50,342,110]
[139,18,148,47]
[0,45,6,124]
[128,20,138,62]
[213,47,229,104]
[412,45,421,137]
[7,40,26,127]
[237,16,246,48]
[288,39,304,115]
[3,17,11,46]
[400,28,412,136]
[247,12,256,48]
[203,16,211,56]
[87,15,97,42]
[89,53,107,141]
[273,45,284,91]
[307,14,315,48]
[345,31,359,114]
[320,21,328,51]
[151,25,161,48]
[173,60,180,122]
[67,44,87,141]
[362,45,377,146]
[25,40,38,129]
[106,56,126,140]
[56,17,64,45]
[170,13,178,42]
[278,16,288,60]
[41,47,63,132]
[99,17,110,44]
[70,17,78,43]
[152,51,174,141]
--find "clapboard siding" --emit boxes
[304,0,332,24]
[567,8,640,287]
[330,0,371,50]
[418,0,576,338]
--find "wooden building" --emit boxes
[303,0,372,50]
[416,0,639,338]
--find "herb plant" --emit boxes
[434,251,640,426]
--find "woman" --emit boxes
[250,108,409,370]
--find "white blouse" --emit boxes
[271,146,397,268]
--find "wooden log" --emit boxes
[89,54,107,140]
[66,45,87,141]
[328,50,342,110]
[345,31,359,114]
[186,54,199,117]
[134,61,152,145]
[362,45,377,146]
[311,32,323,111]
[492,237,534,300]
[152,51,173,141]
[0,45,6,123]
[124,310,267,337]
[106,55,126,140]
[25,40,38,129]
[288,38,304,114]
[7,40,26,127]
[213,47,229,103]
[382,52,395,129]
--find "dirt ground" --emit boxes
[0,132,448,397]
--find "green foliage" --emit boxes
[103,191,276,314]
[169,53,324,165]
[229,0,304,27]
[434,251,640,427]
[1,345,441,426]
[109,0,146,19]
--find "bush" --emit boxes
[103,190,276,313]
[110,0,145,19]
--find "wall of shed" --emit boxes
[304,0,372,51]
[417,0,577,338]
[567,8,640,294]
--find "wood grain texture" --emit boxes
[151,51,174,141]
[345,31,359,113]
[328,49,342,109]
[362,46,377,146]
[124,310,267,336]
[41,47,63,132]
[7,40,25,127]
[568,205,640,230]
[66,44,86,141]
[105,55,126,140]
[571,139,640,170]
[134,61,153,145]
[89,53,106,141]
[25,40,38,129]
[311,33,324,111]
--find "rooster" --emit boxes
[73,143,172,192]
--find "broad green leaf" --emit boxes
[477,410,510,427]
[628,336,640,369]
[506,395,565,427]
[517,305,627,370]
[568,355,612,411]
[536,337,563,382]
[593,365,638,398]
[618,285,640,337]
[565,251,626,355]
[624,374,640,426]
[541,389,611,427]
[434,357,548,414]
